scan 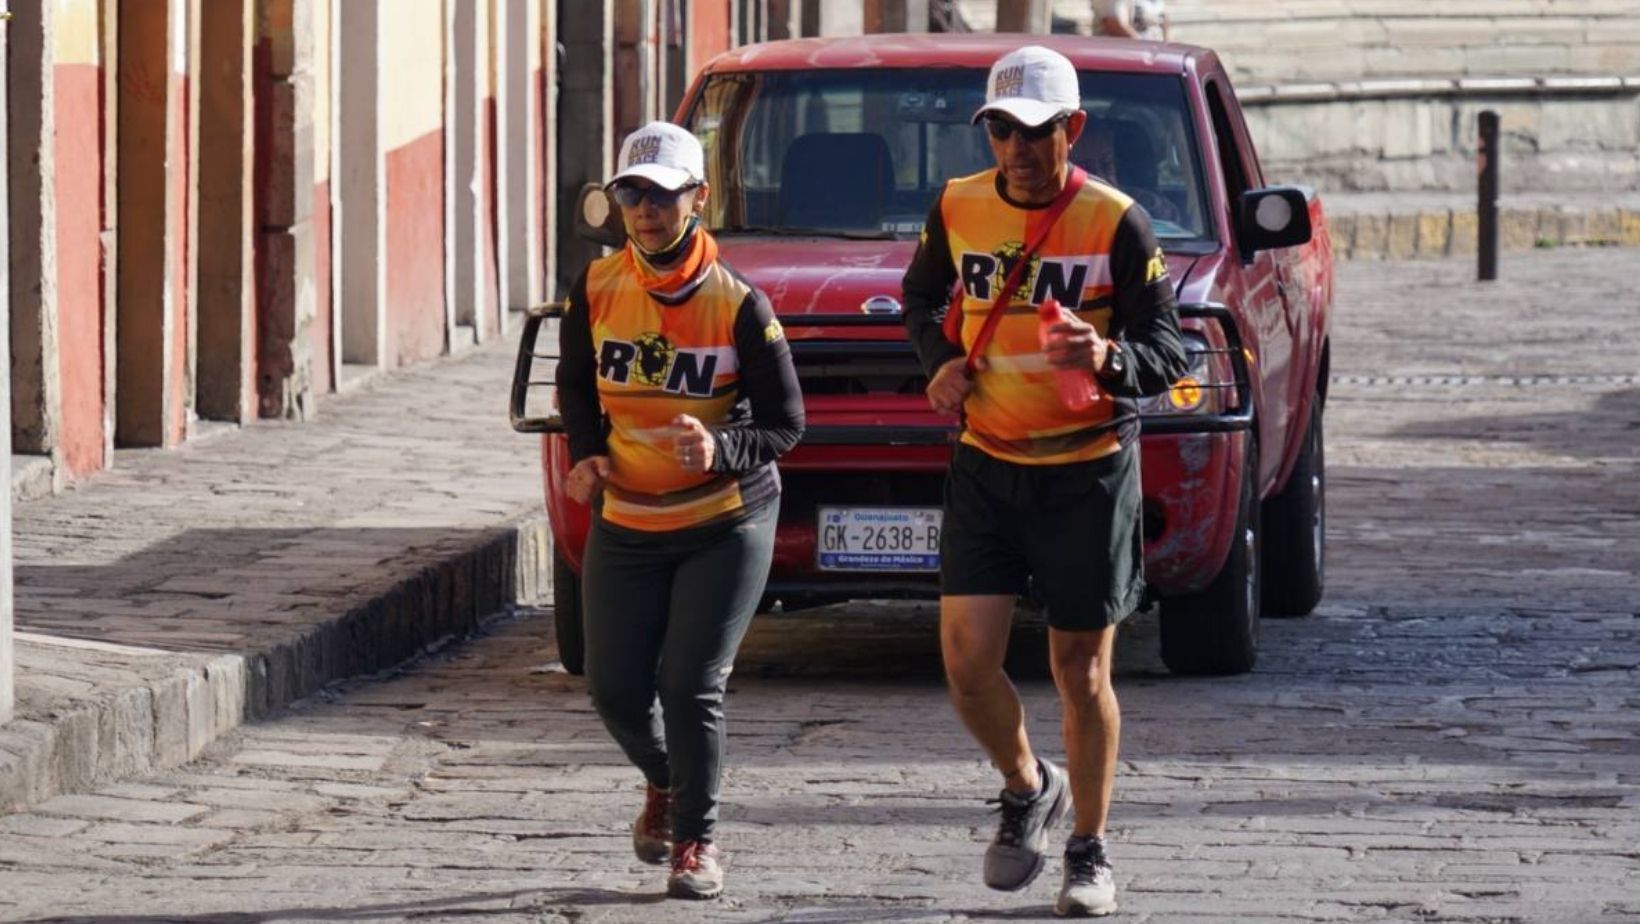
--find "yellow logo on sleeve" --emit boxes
[1145,248,1168,284]
[764,318,785,344]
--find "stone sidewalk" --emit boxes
[0,343,552,812]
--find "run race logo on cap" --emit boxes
[628,134,665,165]
[972,45,1082,128]
[607,121,705,191]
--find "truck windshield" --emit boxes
[686,68,1210,243]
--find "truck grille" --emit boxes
[789,339,928,396]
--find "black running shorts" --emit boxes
[940,441,1145,631]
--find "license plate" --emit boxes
[816,507,942,572]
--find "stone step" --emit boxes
[0,341,553,814]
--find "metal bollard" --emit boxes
[1478,110,1500,281]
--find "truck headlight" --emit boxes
[1164,375,1204,411]
[1139,332,1217,415]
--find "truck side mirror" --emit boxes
[1238,186,1312,255]
[575,182,627,248]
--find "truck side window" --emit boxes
[1205,81,1251,208]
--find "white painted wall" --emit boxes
[503,0,541,321]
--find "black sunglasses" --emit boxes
[610,182,699,209]
[984,115,1068,143]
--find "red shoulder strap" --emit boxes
[964,167,1088,374]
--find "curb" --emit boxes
[0,516,551,813]
[1329,205,1640,260]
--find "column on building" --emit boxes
[7,0,123,486]
[116,0,195,447]
[614,0,658,146]
[447,0,490,344]
[995,0,1050,32]
[502,0,544,319]
[803,0,864,35]
[310,1,335,394]
[691,0,732,104]
[556,0,614,294]
[537,2,558,303]
[55,1,113,476]
[866,0,931,32]
[1,7,15,727]
[256,0,320,416]
[198,0,258,422]
[8,1,63,489]
[334,0,386,376]
[612,0,719,142]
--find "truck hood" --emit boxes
[717,237,919,317]
[716,235,1208,316]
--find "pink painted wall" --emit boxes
[385,129,448,366]
[312,180,333,393]
[54,60,107,477]
[168,67,191,444]
[691,1,732,76]
[383,0,448,366]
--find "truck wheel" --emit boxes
[1261,397,1325,617]
[553,551,586,676]
[1160,440,1260,676]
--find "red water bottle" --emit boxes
[1037,298,1099,411]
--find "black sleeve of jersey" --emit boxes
[711,289,806,473]
[900,190,966,378]
[1100,206,1190,398]
[554,271,610,463]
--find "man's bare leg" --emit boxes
[945,593,1071,892]
[940,594,1039,793]
[1048,625,1119,836]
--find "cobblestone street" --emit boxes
[0,249,1636,923]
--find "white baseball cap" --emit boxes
[606,121,705,191]
[972,45,1082,128]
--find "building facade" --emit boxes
[0,0,877,499]
[0,0,958,728]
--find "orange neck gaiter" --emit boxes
[626,223,719,299]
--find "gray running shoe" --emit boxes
[982,758,1069,891]
[1055,834,1117,917]
[667,840,724,899]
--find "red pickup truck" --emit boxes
[513,34,1333,678]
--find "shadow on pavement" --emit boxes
[733,604,1167,682]
[18,886,662,922]
[14,526,523,655]
[1387,386,1640,458]
[742,906,1064,923]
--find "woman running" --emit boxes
[555,120,804,900]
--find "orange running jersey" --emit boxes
[576,252,760,531]
[938,168,1135,465]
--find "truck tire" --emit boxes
[1160,440,1260,676]
[553,550,586,676]
[1261,397,1325,617]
